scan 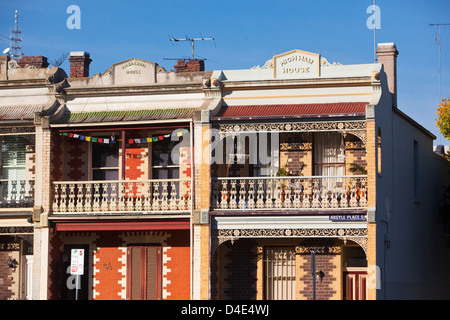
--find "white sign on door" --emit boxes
[70,249,84,275]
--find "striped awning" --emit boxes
[212,103,368,120]
[0,105,44,121]
[53,108,197,124]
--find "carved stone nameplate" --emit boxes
[273,49,320,79]
[112,58,156,85]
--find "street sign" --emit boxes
[70,249,84,275]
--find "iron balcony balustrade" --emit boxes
[211,175,367,211]
[51,179,191,215]
[0,179,35,208]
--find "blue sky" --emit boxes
[0,0,449,143]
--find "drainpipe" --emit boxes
[189,121,194,300]
[121,130,126,180]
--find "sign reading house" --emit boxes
[112,58,156,85]
[273,49,320,79]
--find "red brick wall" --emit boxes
[93,247,126,300]
[125,147,145,180]
[48,230,190,300]
[0,251,17,299]
[48,232,63,300]
[51,132,63,181]
[165,230,190,300]
[299,254,337,300]
[67,139,87,180]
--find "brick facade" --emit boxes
[47,230,190,300]
[0,250,20,300]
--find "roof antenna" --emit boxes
[169,35,214,60]
[10,10,23,60]
[429,23,450,103]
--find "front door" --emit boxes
[343,270,368,300]
[264,247,296,300]
[126,245,162,300]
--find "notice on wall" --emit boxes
[70,249,84,275]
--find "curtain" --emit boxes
[314,132,345,177]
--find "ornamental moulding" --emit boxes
[217,120,366,134]
[0,126,35,134]
[212,228,368,258]
[217,121,367,145]
[214,227,367,238]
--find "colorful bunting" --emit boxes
[59,129,189,145]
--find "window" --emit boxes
[1,136,26,201]
[414,140,419,200]
[264,247,296,300]
[314,132,345,176]
[92,142,119,181]
[152,138,179,180]
[377,128,382,174]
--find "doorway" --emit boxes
[126,245,162,300]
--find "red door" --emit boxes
[126,246,162,300]
[344,271,367,300]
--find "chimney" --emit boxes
[376,43,399,107]
[174,59,205,72]
[18,56,49,68]
[68,51,92,78]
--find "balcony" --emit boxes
[0,179,35,208]
[211,175,367,211]
[51,179,191,215]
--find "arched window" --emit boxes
[377,128,382,174]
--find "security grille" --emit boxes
[264,247,296,300]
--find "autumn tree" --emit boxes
[436,98,450,160]
[437,98,450,139]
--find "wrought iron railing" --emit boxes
[0,179,35,208]
[51,179,191,214]
[211,175,367,210]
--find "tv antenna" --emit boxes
[169,36,215,59]
[8,10,23,60]
[429,23,450,102]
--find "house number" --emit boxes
[103,262,112,270]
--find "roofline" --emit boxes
[220,76,376,91]
[393,106,436,140]
[211,113,366,122]
[49,118,193,128]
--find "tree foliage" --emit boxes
[437,98,450,140]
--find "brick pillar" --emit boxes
[174,59,205,72]
[68,51,91,78]
[366,119,377,300]
[18,56,49,68]
[32,118,52,299]
[376,43,398,107]
[192,112,212,299]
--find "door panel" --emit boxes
[127,246,161,300]
[344,271,367,300]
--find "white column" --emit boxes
[25,255,33,300]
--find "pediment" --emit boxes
[111,58,157,85]
[272,49,320,78]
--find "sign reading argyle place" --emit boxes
[273,49,320,79]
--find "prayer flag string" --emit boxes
[59,129,189,145]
